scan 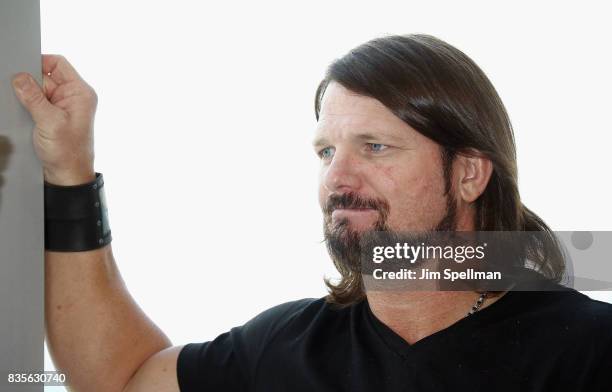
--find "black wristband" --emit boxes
[44,172,112,252]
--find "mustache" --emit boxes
[323,192,390,217]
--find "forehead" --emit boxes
[316,82,415,137]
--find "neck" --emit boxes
[366,290,500,344]
[362,212,499,343]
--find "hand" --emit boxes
[12,55,97,186]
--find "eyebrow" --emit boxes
[312,131,407,148]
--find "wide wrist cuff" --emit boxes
[44,172,112,252]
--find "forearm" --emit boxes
[12,56,174,391]
[45,244,171,392]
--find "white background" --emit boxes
[40,1,612,390]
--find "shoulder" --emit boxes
[512,272,612,326]
[542,289,612,319]
[239,297,339,340]
[515,288,612,348]
[523,285,612,319]
[563,292,612,329]
[555,293,612,385]
[494,279,612,347]
[176,298,331,390]
[246,298,321,325]
[235,296,359,356]
[240,298,316,334]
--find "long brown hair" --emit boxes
[315,34,565,305]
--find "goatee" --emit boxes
[323,192,457,275]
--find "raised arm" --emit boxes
[13,55,182,392]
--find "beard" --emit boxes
[323,191,457,275]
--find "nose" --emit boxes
[322,149,362,193]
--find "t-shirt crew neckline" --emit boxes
[363,289,520,360]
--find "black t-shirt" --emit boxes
[177,282,612,391]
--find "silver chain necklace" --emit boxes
[467,291,488,316]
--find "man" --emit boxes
[12,34,612,391]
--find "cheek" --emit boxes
[374,164,398,189]
[318,186,326,209]
[318,170,328,209]
[369,163,448,230]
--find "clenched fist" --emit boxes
[12,55,97,186]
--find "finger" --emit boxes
[45,80,96,108]
[12,73,62,124]
[42,73,59,97]
[42,54,83,85]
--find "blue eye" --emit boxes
[369,143,388,152]
[319,147,335,159]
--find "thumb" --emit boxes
[12,73,59,124]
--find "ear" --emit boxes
[454,151,493,203]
